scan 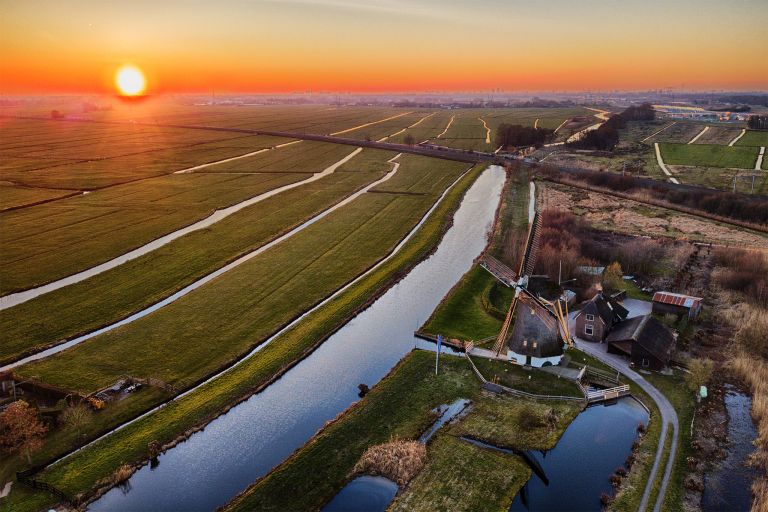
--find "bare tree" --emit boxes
[403,133,416,146]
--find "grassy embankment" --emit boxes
[6,161,489,511]
[0,149,396,365]
[224,351,580,512]
[420,175,530,343]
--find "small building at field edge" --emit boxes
[652,291,702,320]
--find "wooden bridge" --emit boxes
[587,384,631,404]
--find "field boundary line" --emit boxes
[654,143,680,184]
[641,122,676,143]
[687,126,709,144]
[728,128,746,147]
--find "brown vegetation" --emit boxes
[353,439,427,486]
[713,248,768,307]
[0,400,48,464]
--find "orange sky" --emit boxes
[1,0,767,94]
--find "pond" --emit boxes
[510,397,649,511]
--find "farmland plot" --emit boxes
[659,143,759,169]
[1,149,396,364]
[0,141,364,294]
[16,155,470,393]
[736,130,768,147]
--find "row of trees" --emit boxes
[747,115,768,130]
[568,103,656,151]
[495,124,554,150]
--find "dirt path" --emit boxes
[437,115,455,138]
[755,146,766,171]
[729,128,746,147]
[377,112,435,142]
[654,142,681,184]
[553,118,569,134]
[478,117,491,144]
[688,126,709,144]
[1,151,412,371]
[641,122,676,143]
[534,118,539,129]
[329,111,414,136]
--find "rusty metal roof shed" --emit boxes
[652,291,702,309]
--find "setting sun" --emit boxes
[115,65,146,96]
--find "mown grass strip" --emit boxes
[1,151,393,365]
[28,163,487,509]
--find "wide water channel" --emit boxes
[88,165,506,511]
[510,397,649,511]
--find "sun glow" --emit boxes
[115,65,146,96]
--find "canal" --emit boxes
[88,165,506,511]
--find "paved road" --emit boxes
[576,339,679,512]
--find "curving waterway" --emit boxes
[87,165,506,511]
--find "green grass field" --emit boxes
[15,155,470,393]
[0,150,398,365]
[12,163,486,511]
[736,130,768,147]
[659,142,759,169]
[0,141,366,294]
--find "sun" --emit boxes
[115,65,146,96]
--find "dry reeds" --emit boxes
[353,439,427,486]
[111,464,134,485]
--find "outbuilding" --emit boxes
[652,291,702,320]
[605,315,676,371]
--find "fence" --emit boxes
[16,468,76,505]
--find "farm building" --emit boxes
[652,291,702,319]
[605,315,676,371]
[573,292,629,342]
[506,290,565,367]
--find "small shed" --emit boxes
[506,290,565,367]
[606,315,676,371]
[652,291,702,319]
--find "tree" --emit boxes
[60,402,92,433]
[403,133,416,146]
[0,400,48,464]
[685,358,714,394]
[602,262,624,291]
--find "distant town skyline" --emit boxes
[2,0,767,94]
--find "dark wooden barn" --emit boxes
[605,315,676,371]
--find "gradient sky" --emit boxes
[1,0,767,94]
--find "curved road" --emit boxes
[576,340,679,512]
